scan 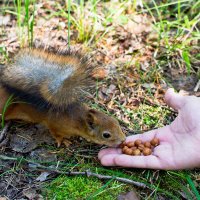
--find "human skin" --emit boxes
[98,88,200,170]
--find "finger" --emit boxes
[98,148,121,160]
[126,128,159,143]
[99,129,159,160]
[164,88,186,110]
[99,126,171,164]
[100,154,162,169]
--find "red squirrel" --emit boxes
[0,48,125,147]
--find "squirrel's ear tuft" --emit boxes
[86,109,98,130]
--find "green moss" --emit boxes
[43,176,130,200]
[121,103,172,131]
[136,104,172,129]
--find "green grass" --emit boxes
[1,150,199,199]
[2,0,36,46]
[144,0,199,73]
[0,46,9,63]
[24,0,35,46]
[67,0,71,47]
[42,165,199,199]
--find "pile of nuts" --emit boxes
[120,138,160,156]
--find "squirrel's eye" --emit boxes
[102,131,111,139]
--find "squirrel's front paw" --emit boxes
[49,129,72,147]
[54,137,72,147]
[52,135,63,148]
[62,139,72,147]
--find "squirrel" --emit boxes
[0,47,125,147]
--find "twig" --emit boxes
[0,155,148,189]
[0,136,9,147]
[53,170,148,188]
[0,155,21,161]
[194,80,200,92]
[0,121,11,142]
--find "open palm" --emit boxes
[98,89,200,169]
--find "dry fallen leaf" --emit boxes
[0,15,11,26]
[23,188,43,200]
[36,172,51,182]
[117,190,140,200]
[92,68,108,79]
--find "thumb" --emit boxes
[164,88,186,110]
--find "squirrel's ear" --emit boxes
[86,109,97,130]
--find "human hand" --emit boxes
[98,88,200,169]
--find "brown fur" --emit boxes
[0,86,125,147]
[29,49,82,66]
[0,48,94,112]
[0,48,125,146]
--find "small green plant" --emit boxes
[67,0,71,47]
[182,50,191,75]
[144,0,199,72]
[60,0,133,44]
[69,0,97,43]
[5,0,36,46]
[24,0,35,47]
[1,94,14,128]
[0,46,9,63]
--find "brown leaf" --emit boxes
[36,172,51,182]
[92,68,108,79]
[124,14,152,35]
[9,125,54,153]
[0,15,11,26]
[118,190,140,200]
[23,188,43,200]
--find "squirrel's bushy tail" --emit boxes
[0,48,96,112]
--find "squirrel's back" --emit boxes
[0,48,95,112]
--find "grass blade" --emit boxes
[67,0,71,47]
[186,174,200,200]
[1,95,14,129]
[182,50,191,75]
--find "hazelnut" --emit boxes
[143,148,152,156]
[144,141,151,148]
[150,138,160,146]
[138,144,145,151]
[119,141,126,148]
[130,146,137,150]
[124,148,133,155]
[134,139,142,146]
[122,146,128,153]
[126,141,135,148]
[132,149,141,156]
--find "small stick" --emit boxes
[51,170,148,189]
[0,155,148,189]
[0,121,11,142]
[0,136,9,147]
[194,80,200,92]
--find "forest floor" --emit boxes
[0,0,200,199]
